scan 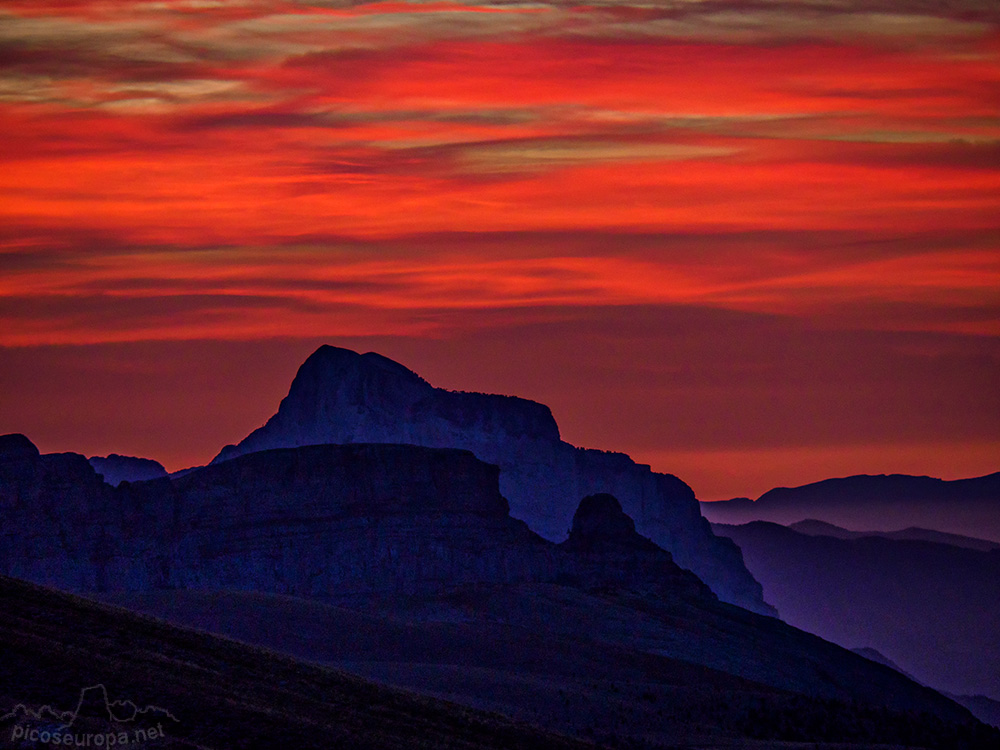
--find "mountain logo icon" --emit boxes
[1,684,178,730]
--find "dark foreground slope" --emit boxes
[0,575,589,750]
[701,473,1000,542]
[208,345,772,614]
[99,586,1000,749]
[713,521,1000,701]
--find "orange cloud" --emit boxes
[1,0,997,346]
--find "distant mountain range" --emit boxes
[711,520,1000,704]
[208,345,772,614]
[701,473,1000,542]
[789,519,1000,552]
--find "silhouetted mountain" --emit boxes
[0,433,716,607]
[790,519,1000,551]
[2,433,996,746]
[88,454,167,486]
[712,520,1000,702]
[208,345,773,615]
[557,493,714,600]
[701,473,1000,541]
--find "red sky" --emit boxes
[1,0,998,499]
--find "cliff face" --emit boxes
[0,434,116,591]
[212,345,773,614]
[0,435,714,609]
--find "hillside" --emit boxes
[713,520,1000,701]
[0,575,592,749]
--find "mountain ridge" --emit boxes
[712,519,1000,701]
[702,472,1000,541]
[788,519,1000,551]
[0,434,712,607]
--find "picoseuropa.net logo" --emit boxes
[1,684,179,747]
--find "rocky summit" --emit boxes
[89,454,168,486]
[211,345,774,614]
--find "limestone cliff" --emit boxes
[0,435,714,609]
[212,345,773,614]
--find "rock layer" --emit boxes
[0,435,712,608]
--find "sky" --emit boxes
[1,0,998,500]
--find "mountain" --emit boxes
[712,520,1000,702]
[850,647,1000,729]
[951,695,1000,730]
[88,454,168,486]
[0,432,711,607]
[208,345,773,615]
[789,519,1000,551]
[701,473,1000,542]
[2,432,997,746]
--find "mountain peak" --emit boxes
[213,344,561,465]
[88,454,167,486]
[298,346,428,386]
[0,434,40,461]
[570,493,634,536]
[565,493,660,553]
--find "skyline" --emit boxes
[1,0,998,500]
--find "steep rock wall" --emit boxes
[212,346,773,614]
